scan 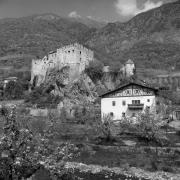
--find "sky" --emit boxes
[0,0,176,22]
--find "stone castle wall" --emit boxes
[31,43,94,86]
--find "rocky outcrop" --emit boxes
[43,66,104,116]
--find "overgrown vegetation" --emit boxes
[25,85,62,108]
[0,105,79,180]
[117,110,170,146]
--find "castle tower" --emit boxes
[124,59,135,77]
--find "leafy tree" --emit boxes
[136,113,161,142]
[95,115,115,144]
[135,110,169,146]
[0,106,79,179]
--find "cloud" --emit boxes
[87,16,93,19]
[115,0,163,17]
[68,11,81,18]
[138,0,163,14]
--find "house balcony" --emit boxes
[128,104,144,110]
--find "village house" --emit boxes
[100,82,160,121]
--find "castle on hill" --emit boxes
[31,43,94,86]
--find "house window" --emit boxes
[147,106,150,113]
[132,100,140,104]
[80,51,81,54]
[110,112,114,117]
[112,101,116,106]
[72,50,74,53]
[147,99,150,102]
[122,101,126,106]
[156,101,160,105]
[68,51,70,53]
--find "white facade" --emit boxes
[31,43,94,86]
[101,83,157,121]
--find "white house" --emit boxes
[100,82,159,121]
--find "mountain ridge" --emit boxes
[0,0,179,74]
[85,0,180,69]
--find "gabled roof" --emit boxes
[100,82,158,98]
[126,59,134,64]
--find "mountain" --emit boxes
[0,13,90,58]
[67,16,107,29]
[86,0,180,70]
[0,0,180,80]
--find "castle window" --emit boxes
[80,51,81,54]
[112,101,116,106]
[147,99,150,102]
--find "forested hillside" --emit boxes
[0,0,179,77]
